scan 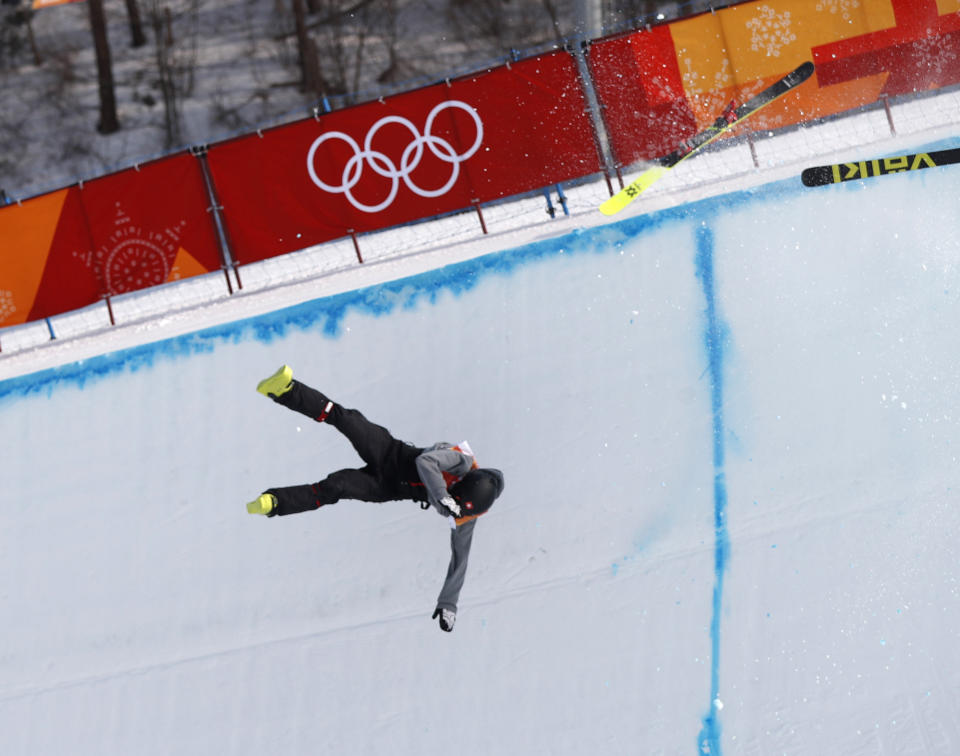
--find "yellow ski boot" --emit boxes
[256,365,293,398]
[246,493,278,516]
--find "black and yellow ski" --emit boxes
[801,147,960,186]
[600,61,815,216]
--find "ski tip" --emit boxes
[598,199,625,216]
[788,61,816,86]
[801,166,832,187]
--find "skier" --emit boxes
[246,365,504,633]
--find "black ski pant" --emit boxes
[264,380,424,516]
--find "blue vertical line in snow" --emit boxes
[694,222,731,756]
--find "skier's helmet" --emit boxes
[450,468,504,517]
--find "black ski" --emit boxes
[802,147,960,186]
[664,60,815,168]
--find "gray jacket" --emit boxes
[414,443,475,514]
[414,443,478,613]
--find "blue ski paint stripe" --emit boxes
[694,221,731,756]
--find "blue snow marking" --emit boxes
[693,221,731,756]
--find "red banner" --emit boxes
[587,25,697,167]
[206,51,601,264]
[78,153,223,297]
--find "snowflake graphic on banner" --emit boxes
[0,290,15,323]
[815,0,860,22]
[71,202,185,296]
[682,56,733,114]
[746,5,797,57]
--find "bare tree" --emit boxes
[88,0,120,134]
[292,0,326,97]
[1,4,41,68]
[377,0,400,83]
[148,0,183,146]
[542,0,567,41]
[446,0,567,53]
[125,0,148,48]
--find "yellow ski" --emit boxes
[600,61,815,216]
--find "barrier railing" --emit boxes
[2,0,960,351]
[205,50,602,269]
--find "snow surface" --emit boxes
[3,97,960,754]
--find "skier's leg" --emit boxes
[257,366,402,470]
[262,467,393,516]
[280,388,397,467]
[324,406,400,469]
[269,380,337,423]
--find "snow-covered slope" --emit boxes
[2,120,960,754]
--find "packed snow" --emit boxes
[2,86,960,754]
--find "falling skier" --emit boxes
[246,365,504,633]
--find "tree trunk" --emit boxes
[150,2,182,147]
[124,0,148,48]
[88,0,120,134]
[292,0,324,97]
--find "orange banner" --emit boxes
[32,0,84,9]
[0,188,96,327]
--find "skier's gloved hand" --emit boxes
[432,607,456,632]
[440,495,461,517]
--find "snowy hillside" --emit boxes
[3,93,960,754]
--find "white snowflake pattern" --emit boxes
[746,5,797,58]
[682,56,732,96]
[815,0,861,22]
[682,57,733,114]
[0,290,16,322]
[912,35,958,83]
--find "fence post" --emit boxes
[192,144,240,294]
[882,94,897,136]
[472,200,488,234]
[348,230,363,264]
[572,37,617,195]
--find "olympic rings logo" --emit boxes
[306,100,483,213]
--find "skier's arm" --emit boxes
[415,447,473,515]
[435,518,477,614]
